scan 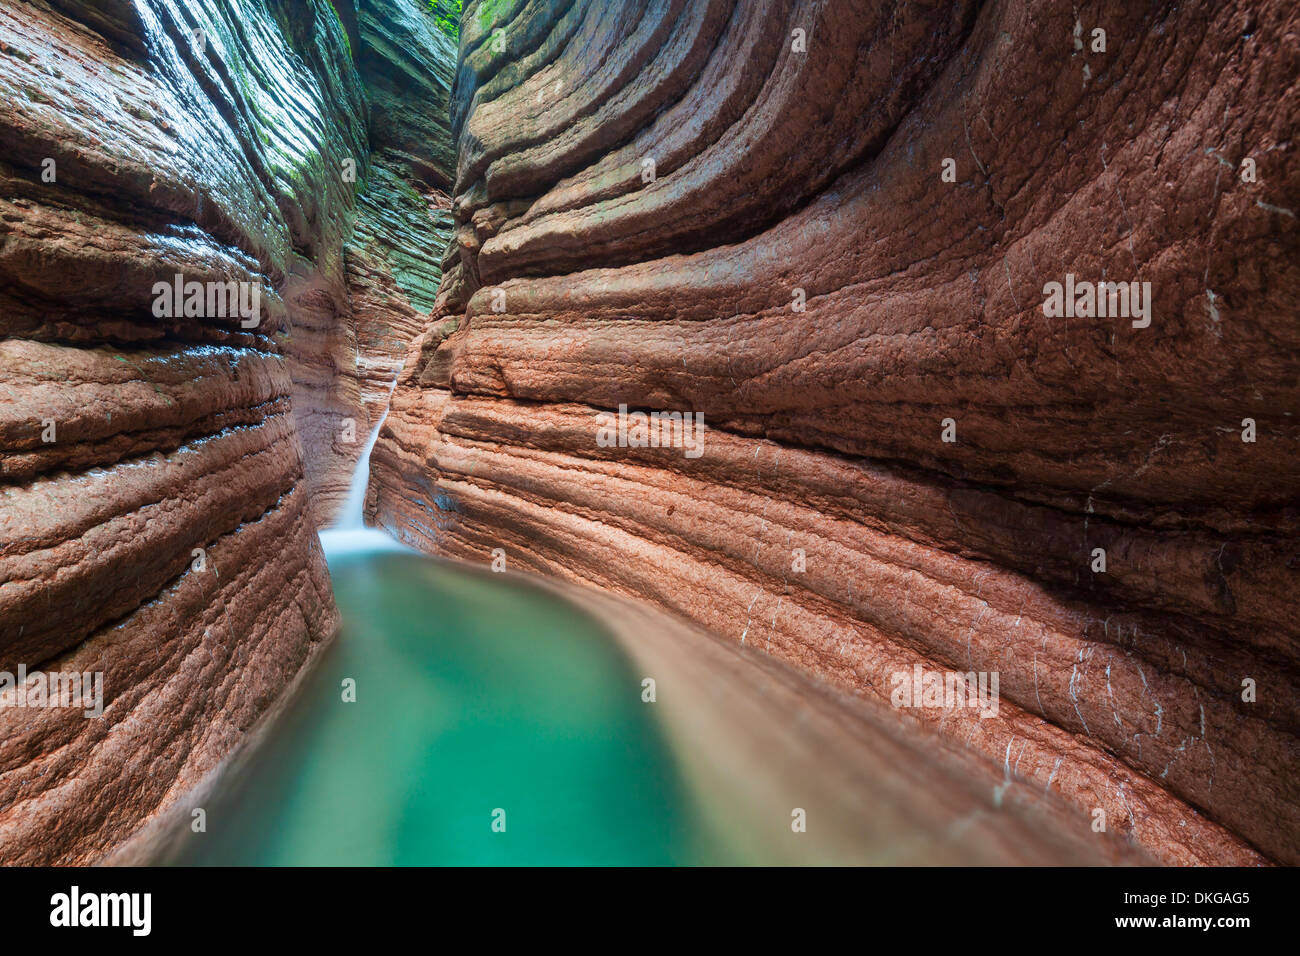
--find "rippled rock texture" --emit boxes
[0,0,368,862]
[344,0,456,433]
[372,0,1300,864]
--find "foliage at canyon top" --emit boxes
[427,0,462,39]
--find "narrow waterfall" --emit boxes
[332,380,398,530]
[321,381,406,558]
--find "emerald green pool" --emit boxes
[171,532,727,865]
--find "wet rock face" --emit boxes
[344,0,456,432]
[374,0,1299,863]
[0,0,362,862]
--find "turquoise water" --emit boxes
[171,537,725,865]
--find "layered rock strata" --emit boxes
[0,0,361,862]
[373,0,1300,864]
[342,0,456,435]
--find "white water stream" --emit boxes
[322,380,403,556]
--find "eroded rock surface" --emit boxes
[0,0,364,862]
[373,0,1300,864]
[2,0,1295,867]
[344,0,456,433]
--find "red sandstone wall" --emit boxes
[373,0,1300,864]
[0,0,355,862]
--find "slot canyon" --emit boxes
[0,0,1296,869]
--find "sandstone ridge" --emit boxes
[373,0,1300,865]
